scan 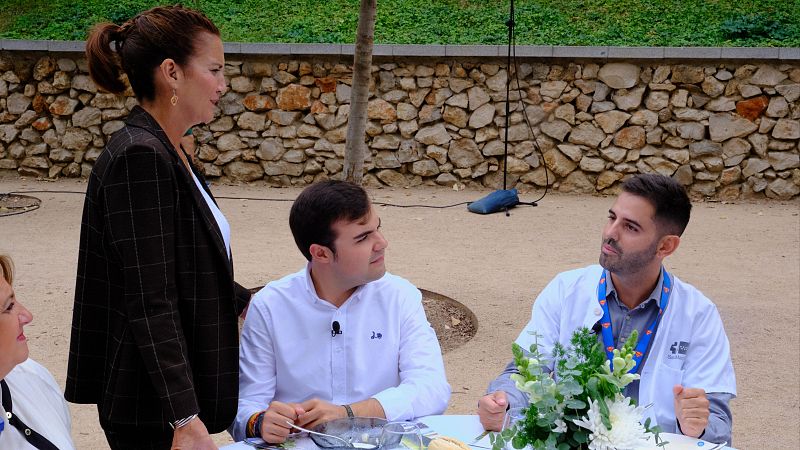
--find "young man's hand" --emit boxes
[261,401,306,443]
[477,391,509,431]
[295,398,348,429]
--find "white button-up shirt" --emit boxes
[0,359,76,450]
[232,266,450,441]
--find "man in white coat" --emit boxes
[232,180,450,443]
[477,174,736,445]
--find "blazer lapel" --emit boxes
[125,107,233,277]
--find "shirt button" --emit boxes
[594,308,602,316]
[625,316,631,321]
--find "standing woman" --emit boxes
[65,5,251,449]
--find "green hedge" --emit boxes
[1,0,798,47]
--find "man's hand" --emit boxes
[261,401,306,444]
[171,417,217,450]
[296,398,348,429]
[673,385,709,438]
[478,391,509,431]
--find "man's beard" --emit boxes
[599,237,659,275]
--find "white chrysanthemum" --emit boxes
[572,395,651,450]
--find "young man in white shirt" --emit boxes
[232,180,450,443]
[477,174,736,445]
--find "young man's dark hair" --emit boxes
[289,180,371,261]
[622,174,692,237]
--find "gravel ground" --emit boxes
[1,176,798,449]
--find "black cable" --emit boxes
[6,190,86,195]
[1,190,473,210]
[510,7,549,205]
[214,195,295,203]
[372,201,470,209]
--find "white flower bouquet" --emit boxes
[490,328,666,450]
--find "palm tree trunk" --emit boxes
[342,0,377,184]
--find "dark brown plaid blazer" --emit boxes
[65,106,250,433]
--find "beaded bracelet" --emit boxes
[247,410,267,438]
[253,411,265,438]
[246,411,260,438]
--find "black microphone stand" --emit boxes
[495,0,519,217]
[467,0,542,216]
[503,0,514,192]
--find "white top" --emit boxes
[0,359,76,450]
[515,265,737,433]
[190,171,231,258]
[232,265,451,441]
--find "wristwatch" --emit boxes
[169,413,198,430]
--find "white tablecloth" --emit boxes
[220,416,483,450]
[221,415,734,450]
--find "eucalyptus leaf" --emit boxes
[565,398,586,409]
[598,398,612,430]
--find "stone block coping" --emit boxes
[1,40,797,61]
[552,46,608,58]
[663,47,721,59]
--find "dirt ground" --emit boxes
[1,176,798,449]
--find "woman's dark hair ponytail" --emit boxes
[85,22,127,94]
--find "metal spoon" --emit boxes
[285,420,354,448]
[243,437,282,449]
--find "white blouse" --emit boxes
[190,171,231,258]
[0,358,76,450]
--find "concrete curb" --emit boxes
[1,40,798,61]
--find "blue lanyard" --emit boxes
[597,267,671,373]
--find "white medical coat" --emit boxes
[515,265,737,433]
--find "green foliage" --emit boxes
[721,14,788,42]
[0,0,798,46]
[495,329,663,449]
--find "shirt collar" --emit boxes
[605,269,664,311]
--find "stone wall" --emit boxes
[0,45,798,200]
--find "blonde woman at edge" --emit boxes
[0,254,75,450]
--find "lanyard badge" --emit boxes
[597,267,671,373]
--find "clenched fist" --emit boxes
[477,391,508,431]
[673,385,709,438]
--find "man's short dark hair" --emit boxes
[289,180,371,261]
[622,174,692,236]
